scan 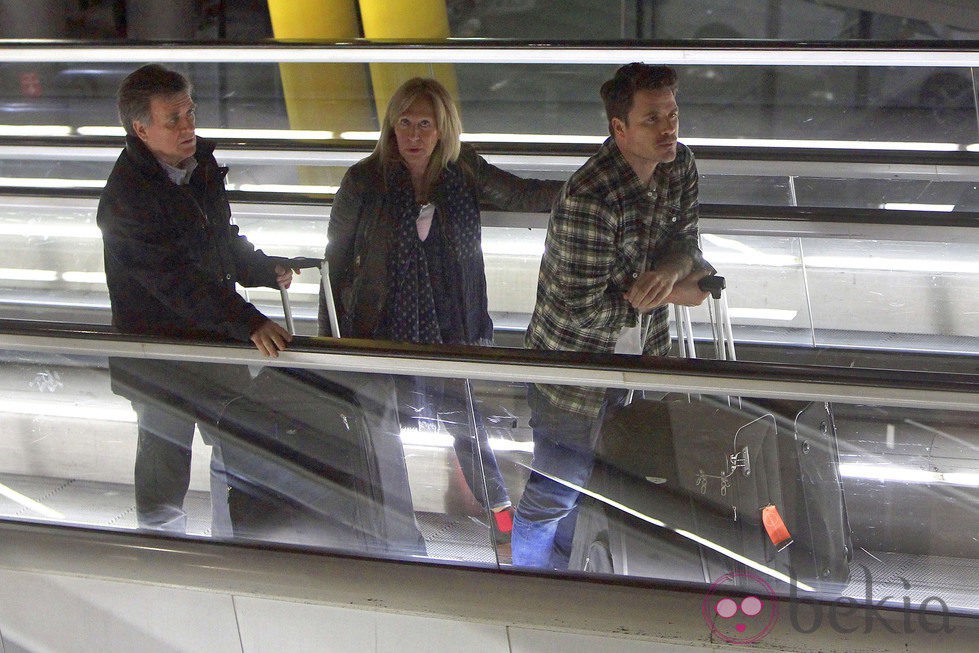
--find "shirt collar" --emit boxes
[601,138,649,201]
[602,137,678,202]
[158,156,198,186]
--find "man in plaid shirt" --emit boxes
[512,63,713,569]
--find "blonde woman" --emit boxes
[321,77,562,542]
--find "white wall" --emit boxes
[2,524,977,653]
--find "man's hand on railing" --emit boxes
[250,318,292,357]
[667,268,718,306]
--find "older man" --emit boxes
[98,64,296,534]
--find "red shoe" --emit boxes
[492,507,514,544]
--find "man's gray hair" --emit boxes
[117,64,192,137]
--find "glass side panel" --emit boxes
[19,0,979,44]
[564,390,979,619]
[696,233,814,347]
[785,177,979,211]
[801,237,979,351]
[456,0,979,44]
[0,196,111,324]
[698,173,796,208]
[1,196,977,356]
[1,342,976,619]
[0,349,509,564]
[2,52,977,211]
[688,232,979,355]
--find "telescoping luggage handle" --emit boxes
[674,274,736,361]
[279,259,484,466]
[628,273,735,406]
[277,256,340,338]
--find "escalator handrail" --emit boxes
[4,136,979,168]
[1,318,976,412]
[3,185,977,233]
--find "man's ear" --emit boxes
[132,120,148,143]
[610,116,626,139]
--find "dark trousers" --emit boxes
[112,359,251,536]
[133,401,232,535]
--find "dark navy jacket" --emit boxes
[98,135,278,342]
[97,135,281,403]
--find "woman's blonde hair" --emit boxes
[373,77,463,194]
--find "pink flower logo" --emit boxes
[702,571,778,644]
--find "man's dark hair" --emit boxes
[117,64,192,136]
[600,63,678,135]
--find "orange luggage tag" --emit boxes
[762,504,793,551]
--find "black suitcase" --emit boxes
[571,395,851,591]
[570,279,851,591]
[217,366,426,556]
[773,399,852,587]
[218,257,425,556]
[577,396,787,578]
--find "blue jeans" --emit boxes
[511,386,625,569]
[133,401,232,536]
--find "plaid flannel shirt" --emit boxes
[525,137,704,418]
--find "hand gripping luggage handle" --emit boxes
[277,257,340,337]
[697,274,725,299]
[630,274,729,405]
[675,274,736,361]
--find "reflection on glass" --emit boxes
[801,238,979,351]
[697,234,811,346]
[0,339,977,617]
[216,366,428,556]
[2,56,977,142]
[568,391,979,618]
[1,198,977,354]
[570,396,847,592]
[0,351,530,564]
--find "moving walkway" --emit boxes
[1,39,977,651]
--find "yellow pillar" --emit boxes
[357,0,459,121]
[267,0,375,185]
